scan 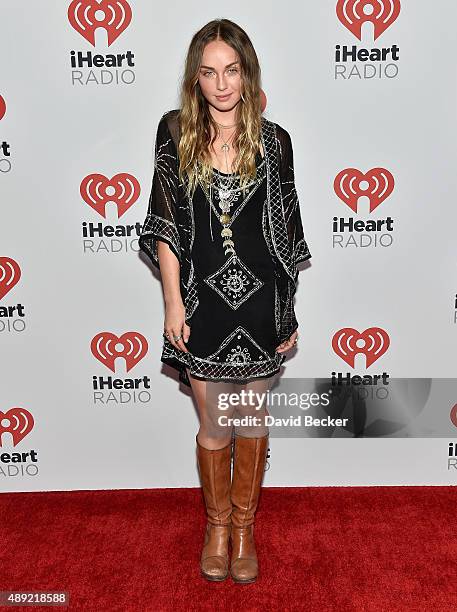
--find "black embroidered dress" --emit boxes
[139,110,311,388]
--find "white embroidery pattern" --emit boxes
[274,280,281,336]
[161,325,284,383]
[227,345,252,363]
[203,254,264,310]
[206,326,271,362]
[140,135,181,267]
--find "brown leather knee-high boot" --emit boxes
[230,433,269,584]
[196,435,232,581]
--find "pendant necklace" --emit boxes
[208,123,241,256]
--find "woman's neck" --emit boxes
[208,105,239,127]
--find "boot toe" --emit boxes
[201,556,229,580]
[230,557,258,583]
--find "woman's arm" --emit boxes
[274,123,311,353]
[139,112,182,271]
[157,241,190,352]
[157,241,182,306]
[139,113,190,352]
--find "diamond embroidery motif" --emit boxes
[205,326,271,363]
[203,254,264,310]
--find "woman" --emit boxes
[139,18,311,583]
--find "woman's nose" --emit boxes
[216,74,227,90]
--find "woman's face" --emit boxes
[198,39,242,114]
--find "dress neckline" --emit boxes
[212,150,264,177]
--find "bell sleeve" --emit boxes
[139,113,181,270]
[275,125,312,343]
[277,126,312,278]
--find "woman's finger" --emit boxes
[171,326,188,352]
[165,327,181,352]
[276,331,298,353]
[183,322,191,345]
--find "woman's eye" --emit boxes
[201,68,238,77]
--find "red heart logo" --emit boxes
[334,167,394,213]
[336,0,401,41]
[332,326,390,368]
[0,95,6,121]
[91,331,148,372]
[80,173,141,218]
[0,257,21,300]
[68,0,132,47]
[450,404,457,428]
[0,408,34,447]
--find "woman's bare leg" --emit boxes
[232,375,275,438]
[186,368,236,449]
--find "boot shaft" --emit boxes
[230,434,269,528]
[196,436,232,525]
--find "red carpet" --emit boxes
[0,486,456,611]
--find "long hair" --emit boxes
[177,19,263,198]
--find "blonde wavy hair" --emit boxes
[177,19,263,198]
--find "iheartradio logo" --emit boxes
[80,173,141,218]
[332,327,390,368]
[68,0,132,46]
[334,167,395,213]
[334,1,400,81]
[0,95,6,120]
[0,407,34,447]
[0,257,21,300]
[332,167,395,250]
[336,0,401,41]
[80,173,143,255]
[91,331,148,372]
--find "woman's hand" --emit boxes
[275,329,298,354]
[164,302,191,352]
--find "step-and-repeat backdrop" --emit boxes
[1,1,457,491]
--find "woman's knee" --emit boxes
[196,430,232,450]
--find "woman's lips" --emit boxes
[215,93,232,101]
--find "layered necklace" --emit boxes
[207,120,262,257]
